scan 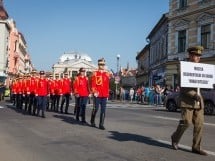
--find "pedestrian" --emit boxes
[73,68,90,123]
[154,84,164,105]
[36,71,49,118]
[129,88,134,102]
[53,73,62,112]
[47,74,55,111]
[23,74,31,112]
[28,69,38,115]
[60,72,72,114]
[11,77,18,106]
[171,46,207,155]
[90,58,111,130]
[16,74,24,110]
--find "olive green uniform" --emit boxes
[171,86,204,151]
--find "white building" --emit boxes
[52,51,98,78]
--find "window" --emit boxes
[179,0,187,9]
[14,40,18,52]
[178,30,186,53]
[201,24,210,49]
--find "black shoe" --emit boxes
[76,118,80,121]
[171,135,178,150]
[65,111,69,114]
[60,111,63,113]
[192,149,208,156]
[99,125,105,130]
[42,115,46,118]
[91,122,96,127]
[81,120,87,125]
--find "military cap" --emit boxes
[187,46,204,55]
[39,70,45,75]
[79,67,86,72]
[31,69,37,74]
[98,58,105,65]
[19,74,23,79]
[55,73,59,77]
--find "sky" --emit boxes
[4,0,169,72]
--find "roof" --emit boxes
[59,52,92,63]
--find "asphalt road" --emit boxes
[0,99,214,161]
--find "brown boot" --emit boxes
[192,149,208,156]
[171,135,178,150]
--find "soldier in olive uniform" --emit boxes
[171,46,207,155]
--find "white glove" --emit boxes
[94,92,99,97]
[75,94,79,97]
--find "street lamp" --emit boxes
[115,54,120,100]
[116,54,120,74]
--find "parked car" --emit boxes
[164,89,215,115]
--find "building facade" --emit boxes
[136,44,150,86]
[0,1,33,86]
[136,0,215,89]
[167,0,215,88]
[147,13,169,87]
[0,0,9,82]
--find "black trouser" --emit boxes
[74,96,79,114]
[37,96,47,117]
[48,94,54,111]
[79,96,88,122]
[28,93,37,115]
[53,95,60,111]
[90,97,107,127]
[16,94,23,109]
[24,94,30,111]
[60,93,70,113]
[75,97,81,120]
[12,94,16,106]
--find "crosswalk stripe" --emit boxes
[153,115,215,127]
[0,106,4,109]
[157,139,215,156]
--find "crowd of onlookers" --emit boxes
[117,84,180,105]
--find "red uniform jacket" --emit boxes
[73,75,89,97]
[91,70,110,98]
[22,78,31,94]
[48,79,55,95]
[54,79,62,95]
[17,79,23,94]
[29,77,38,94]
[61,78,72,94]
[11,80,17,94]
[36,78,49,96]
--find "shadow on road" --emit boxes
[53,114,77,124]
[108,131,194,153]
[53,114,91,127]
[6,104,28,115]
[108,131,172,149]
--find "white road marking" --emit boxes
[157,139,215,156]
[0,106,4,109]
[153,116,215,127]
